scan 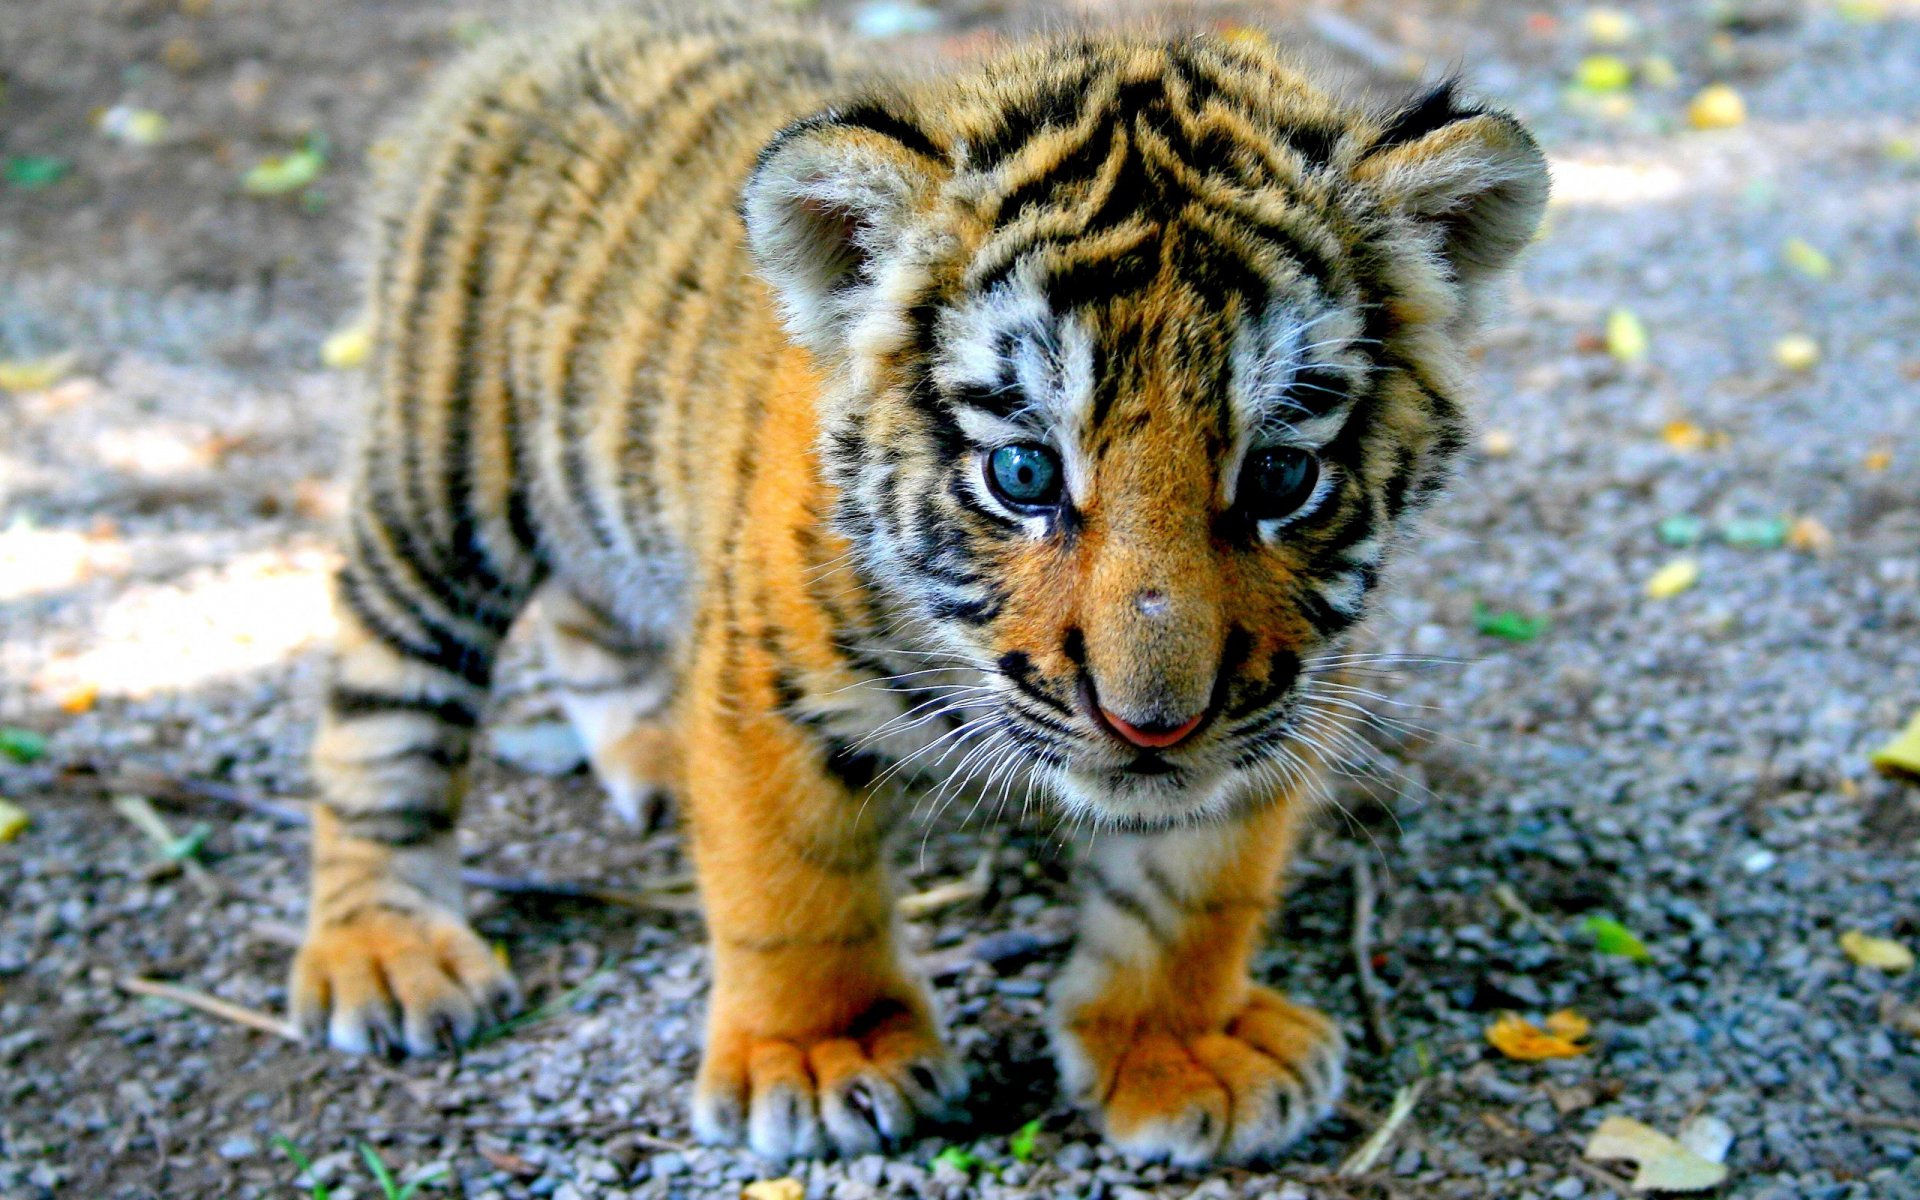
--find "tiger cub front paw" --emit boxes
[692,997,968,1159]
[290,904,519,1057]
[1054,985,1346,1165]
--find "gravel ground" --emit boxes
[3,1,1918,1198]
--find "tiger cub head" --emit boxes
[743,33,1547,828]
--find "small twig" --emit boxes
[1567,1156,1637,1194]
[1493,883,1567,946]
[111,794,222,900]
[1350,857,1395,1053]
[118,975,299,1042]
[1338,1078,1426,1176]
[460,870,699,914]
[898,846,996,918]
[1846,1112,1920,1134]
[351,1118,689,1149]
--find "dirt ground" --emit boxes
[2,1,1918,1198]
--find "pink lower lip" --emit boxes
[1101,708,1205,750]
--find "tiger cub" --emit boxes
[291,4,1545,1164]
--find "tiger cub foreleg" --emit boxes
[1050,799,1347,1165]
[533,584,681,830]
[683,698,966,1158]
[291,559,524,1057]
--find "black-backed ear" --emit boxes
[742,102,950,359]
[1355,81,1549,318]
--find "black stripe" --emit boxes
[823,99,944,161]
[327,686,479,729]
[1084,863,1172,945]
[1373,78,1477,151]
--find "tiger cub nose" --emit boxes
[1099,707,1205,750]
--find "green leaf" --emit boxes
[163,822,212,862]
[272,1135,331,1200]
[1009,1117,1042,1163]
[4,155,71,189]
[1582,914,1652,962]
[0,727,47,764]
[243,145,325,195]
[1656,515,1706,547]
[358,1142,401,1200]
[1473,602,1548,643]
[930,1145,983,1174]
[1719,516,1788,550]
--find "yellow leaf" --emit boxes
[1841,930,1915,973]
[1486,1011,1592,1060]
[1575,55,1633,93]
[1482,429,1516,458]
[1606,308,1649,364]
[0,351,78,393]
[1864,449,1892,472]
[0,799,27,842]
[59,684,99,715]
[742,1180,805,1200]
[320,320,373,369]
[1786,516,1834,555]
[1583,8,1636,46]
[1782,237,1833,280]
[1688,84,1747,130]
[1585,1116,1730,1192]
[1661,420,1707,452]
[1772,334,1819,371]
[1871,711,1920,779]
[1644,557,1700,599]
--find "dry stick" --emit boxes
[118,975,300,1042]
[352,1118,689,1149]
[898,842,997,919]
[1848,1112,1920,1134]
[1350,856,1395,1053]
[1337,1078,1427,1176]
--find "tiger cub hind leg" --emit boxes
[1050,804,1347,1165]
[534,584,682,830]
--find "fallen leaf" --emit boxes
[243,144,325,195]
[928,1145,983,1174]
[1586,1115,1730,1192]
[0,727,47,765]
[1720,517,1788,549]
[1582,915,1652,961]
[3,154,71,189]
[1688,84,1747,130]
[1786,516,1834,555]
[1573,54,1632,94]
[0,351,78,393]
[1657,515,1706,547]
[0,799,29,843]
[1782,238,1833,280]
[1482,429,1516,458]
[1836,0,1889,22]
[320,320,373,369]
[1660,420,1708,452]
[1772,334,1820,371]
[1841,930,1915,973]
[1871,711,1920,779]
[1583,9,1636,46]
[1486,1010,1592,1060]
[1644,558,1700,599]
[59,684,99,715]
[741,1179,804,1200]
[1607,308,1649,364]
[1474,602,1549,643]
[1864,449,1892,472]
[97,105,169,146]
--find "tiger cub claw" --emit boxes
[691,1005,967,1159]
[290,906,519,1058]
[1055,985,1346,1166]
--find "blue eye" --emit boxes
[986,443,1063,509]
[1240,446,1320,521]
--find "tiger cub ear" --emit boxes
[1354,81,1549,319]
[743,102,950,359]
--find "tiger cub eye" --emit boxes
[1240,446,1320,521]
[986,443,1063,509]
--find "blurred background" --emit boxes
[1,1,1917,1198]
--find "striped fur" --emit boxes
[293,7,1545,1164]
